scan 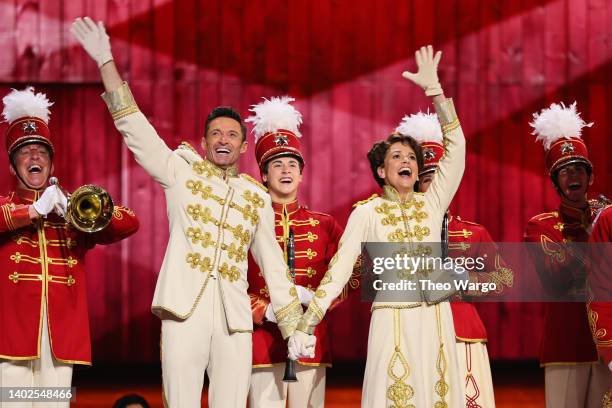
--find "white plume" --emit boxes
[2,87,53,124]
[395,111,443,144]
[530,102,593,150]
[246,96,302,142]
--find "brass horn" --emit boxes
[49,177,114,233]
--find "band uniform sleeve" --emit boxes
[250,293,270,326]
[588,301,612,365]
[101,82,179,188]
[250,201,302,339]
[247,252,271,325]
[425,98,466,213]
[297,204,370,334]
[587,209,612,364]
[465,227,514,297]
[88,205,140,245]
[0,202,32,232]
[524,218,576,295]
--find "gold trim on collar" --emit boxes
[382,185,414,203]
[192,159,238,179]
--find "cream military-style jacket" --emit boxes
[297,99,465,334]
[101,83,302,338]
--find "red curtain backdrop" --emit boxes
[0,0,610,363]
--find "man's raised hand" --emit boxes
[71,17,113,67]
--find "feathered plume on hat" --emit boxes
[396,111,444,175]
[246,96,305,169]
[246,96,303,142]
[2,87,54,157]
[2,87,52,125]
[395,111,443,144]
[530,102,592,150]
[530,102,593,175]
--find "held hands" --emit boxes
[33,185,67,217]
[287,330,316,360]
[402,45,443,96]
[265,285,313,323]
[71,17,113,67]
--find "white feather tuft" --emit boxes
[245,96,302,142]
[530,102,593,150]
[2,87,53,124]
[395,111,443,144]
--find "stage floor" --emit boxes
[71,361,544,407]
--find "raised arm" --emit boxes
[71,17,179,188]
[403,45,466,212]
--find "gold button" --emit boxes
[214,221,220,226]
[219,199,226,205]
[223,223,229,228]
[229,203,235,208]
[221,244,227,250]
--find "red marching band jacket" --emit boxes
[587,205,612,365]
[0,187,138,365]
[447,214,514,342]
[524,201,600,365]
[248,199,358,367]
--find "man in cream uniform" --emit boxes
[71,17,314,408]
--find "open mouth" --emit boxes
[279,177,293,184]
[398,167,412,177]
[215,147,231,156]
[568,182,582,191]
[28,164,42,174]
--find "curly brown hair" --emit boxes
[367,133,424,188]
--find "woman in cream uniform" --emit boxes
[296,45,466,407]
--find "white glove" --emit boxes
[287,331,316,360]
[55,189,68,217]
[296,285,314,306]
[70,17,113,67]
[402,45,443,96]
[33,186,63,217]
[264,303,277,324]
[608,361,612,372]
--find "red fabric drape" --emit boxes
[0,0,610,363]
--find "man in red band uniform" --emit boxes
[586,205,612,406]
[588,205,612,362]
[245,97,357,407]
[397,112,513,407]
[0,87,139,403]
[587,206,612,370]
[524,102,612,407]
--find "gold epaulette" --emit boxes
[531,211,559,222]
[241,174,268,192]
[305,209,333,218]
[589,197,612,213]
[353,194,378,208]
[178,141,199,155]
